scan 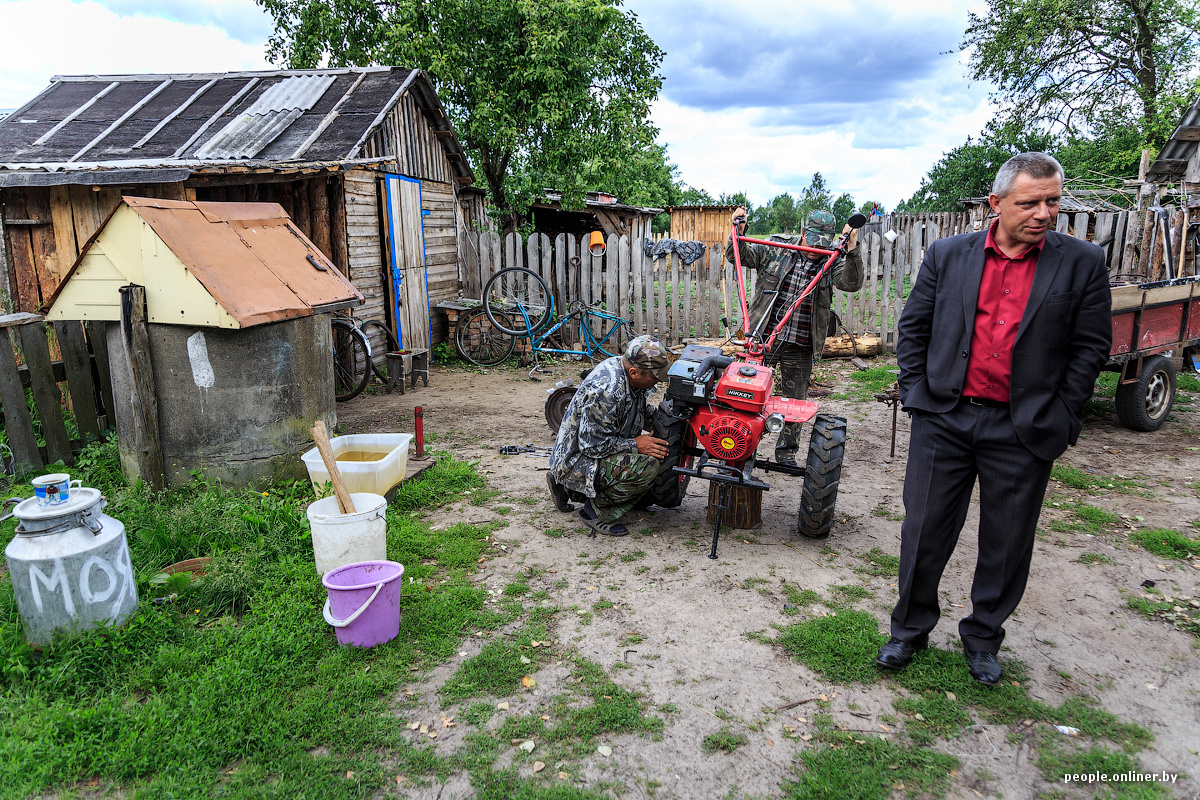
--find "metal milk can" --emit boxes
[3,488,138,645]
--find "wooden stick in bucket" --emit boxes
[311,420,356,514]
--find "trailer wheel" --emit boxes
[645,405,694,508]
[798,414,847,539]
[1115,355,1175,432]
[544,381,578,433]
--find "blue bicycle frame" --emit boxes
[511,300,629,378]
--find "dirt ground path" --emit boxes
[338,356,1200,800]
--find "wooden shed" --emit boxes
[0,66,476,359]
[667,206,738,254]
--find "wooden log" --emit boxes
[822,334,881,358]
[329,175,350,276]
[0,326,43,470]
[707,483,762,529]
[119,284,165,489]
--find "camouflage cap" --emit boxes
[804,210,837,248]
[623,335,670,381]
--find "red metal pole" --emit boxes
[414,406,424,457]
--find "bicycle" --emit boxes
[330,316,400,401]
[477,265,631,377]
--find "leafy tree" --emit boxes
[259,0,664,227]
[831,193,857,227]
[767,193,798,234]
[797,172,833,221]
[960,0,1200,145]
[897,121,1055,212]
[676,184,716,206]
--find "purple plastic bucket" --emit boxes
[321,560,405,647]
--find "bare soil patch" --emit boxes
[338,356,1200,800]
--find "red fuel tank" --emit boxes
[713,362,772,412]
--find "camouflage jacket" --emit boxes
[548,357,654,499]
[725,234,864,356]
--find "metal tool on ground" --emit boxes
[642,212,868,558]
[499,444,553,456]
[873,374,901,459]
[311,420,356,514]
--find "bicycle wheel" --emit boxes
[483,268,553,336]
[455,307,517,366]
[331,319,372,402]
[361,319,400,382]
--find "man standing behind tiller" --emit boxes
[726,208,864,468]
[876,152,1111,685]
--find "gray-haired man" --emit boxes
[546,335,670,536]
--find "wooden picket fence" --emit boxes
[0,314,113,472]
[461,212,975,353]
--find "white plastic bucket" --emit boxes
[306,492,388,575]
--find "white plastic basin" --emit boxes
[302,433,413,496]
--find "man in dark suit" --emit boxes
[875,152,1112,685]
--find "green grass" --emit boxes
[1050,465,1150,496]
[782,731,958,800]
[1126,589,1200,637]
[854,548,900,578]
[1128,528,1200,560]
[701,727,748,753]
[833,366,899,402]
[0,442,548,798]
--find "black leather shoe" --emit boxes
[875,636,927,670]
[963,648,1002,685]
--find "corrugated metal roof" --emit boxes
[0,67,474,184]
[196,75,337,159]
[1146,97,1200,184]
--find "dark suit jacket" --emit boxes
[897,228,1112,461]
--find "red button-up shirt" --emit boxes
[962,221,1041,402]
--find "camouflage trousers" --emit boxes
[592,451,659,523]
[765,342,813,462]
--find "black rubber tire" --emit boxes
[798,414,847,539]
[361,319,400,383]
[544,381,578,433]
[483,267,553,336]
[331,319,372,402]
[645,405,695,508]
[1115,354,1176,431]
[455,307,516,366]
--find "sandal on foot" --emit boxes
[546,474,574,512]
[579,500,628,536]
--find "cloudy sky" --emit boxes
[0,0,995,208]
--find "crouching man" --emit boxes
[546,335,670,536]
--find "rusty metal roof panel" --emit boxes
[123,197,362,327]
[1146,97,1200,184]
[195,75,337,160]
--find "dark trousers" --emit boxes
[890,404,1054,653]
[765,342,813,459]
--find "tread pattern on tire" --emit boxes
[1114,354,1175,432]
[646,404,693,508]
[798,413,847,539]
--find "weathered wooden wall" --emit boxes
[361,94,456,185]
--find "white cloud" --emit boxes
[0,0,272,109]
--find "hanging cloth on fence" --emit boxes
[644,238,707,264]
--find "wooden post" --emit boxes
[707,483,762,529]
[119,284,165,490]
[19,320,72,464]
[329,175,349,276]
